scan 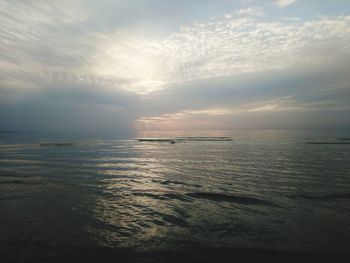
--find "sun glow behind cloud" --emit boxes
[88,14,350,94]
[136,97,300,130]
[90,33,168,93]
[1,0,350,131]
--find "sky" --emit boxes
[1,0,350,132]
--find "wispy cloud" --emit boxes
[274,0,298,8]
[237,7,264,16]
[88,14,350,94]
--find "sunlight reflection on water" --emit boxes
[1,130,350,254]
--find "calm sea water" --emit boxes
[1,130,350,261]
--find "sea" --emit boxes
[1,129,350,262]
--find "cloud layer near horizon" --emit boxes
[1,0,350,132]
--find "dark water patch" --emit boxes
[39,143,74,147]
[0,131,15,133]
[0,242,348,263]
[0,179,46,185]
[0,194,31,201]
[305,142,350,145]
[0,170,37,178]
[186,192,276,206]
[288,193,350,201]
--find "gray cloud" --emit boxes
[0,75,139,132]
[1,1,350,132]
[136,65,350,129]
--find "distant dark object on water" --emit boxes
[137,138,177,144]
[176,136,233,141]
[39,143,74,147]
[136,137,233,144]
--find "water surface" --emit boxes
[1,130,350,261]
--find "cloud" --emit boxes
[135,63,350,130]
[0,70,139,132]
[87,14,350,95]
[1,1,350,132]
[237,7,264,16]
[274,0,298,8]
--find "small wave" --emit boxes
[305,142,350,145]
[186,192,275,206]
[152,211,189,227]
[288,193,350,201]
[39,143,74,147]
[158,180,201,188]
[0,179,45,185]
[163,193,193,202]
[133,192,168,200]
[132,192,192,202]
[160,180,187,186]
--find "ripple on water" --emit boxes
[1,133,350,255]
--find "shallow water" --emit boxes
[1,130,350,261]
